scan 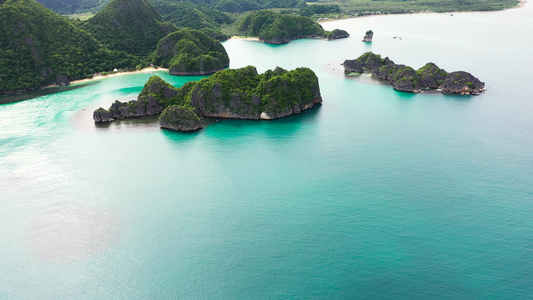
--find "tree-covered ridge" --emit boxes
[82,0,177,56]
[153,28,229,75]
[181,0,302,13]
[237,10,348,44]
[0,0,135,93]
[93,66,323,127]
[150,0,231,40]
[33,0,519,17]
[34,0,108,14]
[35,0,304,15]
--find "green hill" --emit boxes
[237,10,347,44]
[34,0,108,14]
[153,28,229,75]
[150,0,231,40]
[0,0,134,93]
[83,0,177,56]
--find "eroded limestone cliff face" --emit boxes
[343,51,485,94]
[94,66,323,131]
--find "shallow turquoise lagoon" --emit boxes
[1,5,533,299]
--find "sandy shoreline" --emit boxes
[70,67,169,85]
[229,36,260,41]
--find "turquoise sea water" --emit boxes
[1,5,533,299]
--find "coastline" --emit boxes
[70,67,169,85]
[229,36,260,41]
[318,0,526,24]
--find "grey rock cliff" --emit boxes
[344,52,485,95]
[328,29,350,40]
[93,107,114,123]
[362,30,373,42]
[159,106,203,131]
[343,52,394,74]
[440,71,485,94]
[417,62,449,89]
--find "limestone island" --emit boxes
[237,10,349,44]
[153,28,230,76]
[343,52,485,94]
[93,66,323,131]
[362,30,373,42]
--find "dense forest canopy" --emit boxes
[150,0,231,40]
[237,10,343,44]
[35,0,519,16]
[153,28,229,75]
[35,0,303,14]
[82,0,177,56]
[34,0,108,14]
[0,0,135,93]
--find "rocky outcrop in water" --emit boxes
[440,71,485,95]
[93,66,323,131]
[93,76,170,123]
[382,65,420,92]
[159,106,204,131]
[93,108,114,122]
[343,52,394,73]
[344,52,485,94]
[362,30,373,42]
[188,66,322,121]
[327,29,350,40]
[416,62,449,89]
[373,64,420,92]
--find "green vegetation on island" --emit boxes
[153,28,230,75]
[34,0,520,19]
[0,0,236,93]
[93,66,323,130]
[150,0,232,40]
[160,105,204,131]
[82,0,177,57]
[186,0,302,13]
[237,10,348,44]
[343,51,485,94]
[0,0,137,93]
[35,0,108,14]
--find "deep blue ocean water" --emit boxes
[1,5,533,299]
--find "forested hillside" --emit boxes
[82,0,177,56]
[237,10,348,44]
[153,28,229,75]
[151,0,231,40]
[0,0,134,93]
[35,0,304,14]
[34,0,108,14]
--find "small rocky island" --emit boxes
[343,52,485,94]
[362,30,373,42]
[94,66,322,131]
[237,10,349,44]
[153,28,229,76]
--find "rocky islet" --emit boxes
[343,51,485,94]
[94,66,322,131]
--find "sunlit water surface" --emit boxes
[1,5,533,298]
